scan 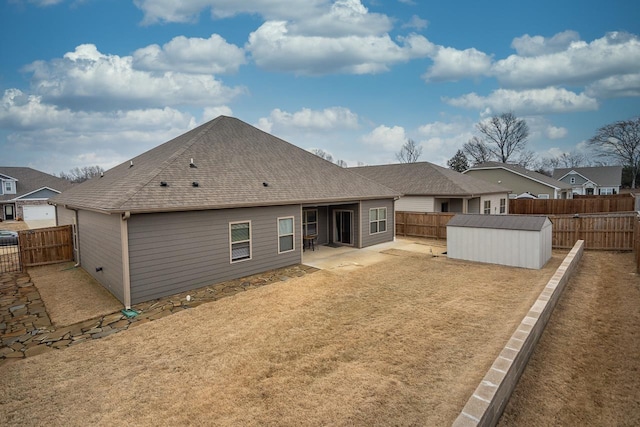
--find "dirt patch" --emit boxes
[28,262,122,326]
[499,251,640,426]
[0,252,562,426]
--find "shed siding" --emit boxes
[77,210,124,301]
[56,206,75,226]
[127,205,301,304]
[396,196,434,212]
[360,199,395,248]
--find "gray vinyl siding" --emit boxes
[56,206,76,226]
[21,188,59,199]
[560,173,588,185]
[127,205,301,304]
[77,210,124,302]
[360,199,395,248]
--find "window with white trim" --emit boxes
[369,207,387,234]
[4,181,14,193]
[278,217,295,253]
[483,200,491,214]
[303,209,317,236]
[500,198,506,214]
[537,194,550,199]
[230,221,251,262]
[600,188,614,195]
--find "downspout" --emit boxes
[121,211,132,309]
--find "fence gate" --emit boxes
[0,236,22,273]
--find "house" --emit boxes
[351,162,511,214]
[552,166,623,195]
[0,167,74,224]
[446,214,552,269]
[463,162,573,199]
[50,116,400,307]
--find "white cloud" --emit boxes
[247,22,434,75]
[493,32,640,88]
[545,125,568,139]
[201,106,233,122]
[132,34,246,74]
[423,46,492,82]
[402,14,428,30]
[259,107,359,132]
[361,124,407,151]
[24,44,245,111]
[134,0,327,24]
[586,73,640,98]
[444,87,599,115]
[511,30,580,57]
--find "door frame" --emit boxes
[333,209,354,246]
[3,204,15,220]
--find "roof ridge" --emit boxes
[113,118,219,210]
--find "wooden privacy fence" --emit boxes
[509,195,635,215]
[395,212,455,239]
[395,211,638,251]
[548,212,637,250]
[18,225,74,268]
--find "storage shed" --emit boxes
[446,214,552,269]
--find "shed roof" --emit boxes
[447,214,551,231]
[50,116,399,213]
[350,162,510,196]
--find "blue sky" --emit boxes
[1,0,639,174]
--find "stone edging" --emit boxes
[452,240,585,427]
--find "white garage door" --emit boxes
[23,205,55,221]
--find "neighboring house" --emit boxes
[50,116,400,307]
[0,167,74,222]
[351,162,511,214]
[463,162,573,199]
[552,166,623,195]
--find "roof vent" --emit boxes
[129,161,134,168]
[160,181,168,187]
[190,158,197,168]
[192,181,199,187]
[263,182,269,187]
[100,172,104,178]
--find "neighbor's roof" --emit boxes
[50,116,400,213]
[552,166,623,187]
[350,162,510,196]
[465,161,572,190]
[0,167,75,202]
[447,214,551,231]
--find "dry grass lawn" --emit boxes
[0,221,29,232]
[28,262,123,326]
[0,251,563,426]
[500,251,640,426]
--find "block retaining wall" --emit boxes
[452,239,585,427]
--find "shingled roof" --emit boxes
[350,162,510,196]
[0,167,74,202]
[447,214,550,231]
[466,161,572,190]
[552,166,623,187]
[50,116,399,213]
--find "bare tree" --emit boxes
[589,117,640,188]
[396,139,422,163]
[463,112,529,164]
[59,166,104,183]
[310,148,334,163]
[558,150,587,168]
[335,159,348,168]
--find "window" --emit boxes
[508,193,517,199]
[230,221,251,262]
[369,207,387,234]
[303,209,317,236]
[278,217,295,253]
[538,194,550,199]
[570,177,576,184]
[483,200,491,214]
[500,198,506,214]
[600,188,614,195]
[4,181,13,193]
